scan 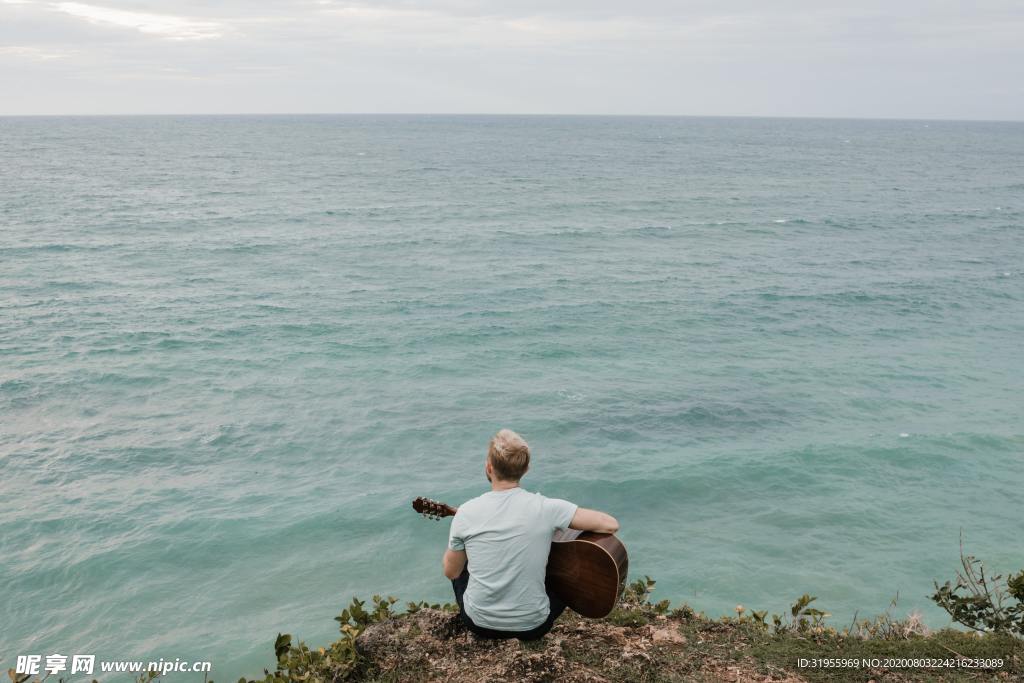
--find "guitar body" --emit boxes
[547,528,629,618]
[413,497,628,619]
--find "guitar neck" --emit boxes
[412,497,457,518]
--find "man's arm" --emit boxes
[569,507,620,534]
[442,548,467,580]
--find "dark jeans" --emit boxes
[451,568,566,640]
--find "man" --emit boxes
[442,429,620,640]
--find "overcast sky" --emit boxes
[1,0,1022,118]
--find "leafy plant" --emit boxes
[749,610,769,628]
[669,603,696,620]
[931,536,1024,635]
[621,576,657,607]
[786,594,831,634]
[240,595,403,683]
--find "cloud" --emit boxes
[51,2,225,40]
[0,0,1022,117]
[0,44,70,60]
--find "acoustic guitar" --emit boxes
[412,496,628,618]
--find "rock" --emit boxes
[651,627,686,644]
[352,608,805,682]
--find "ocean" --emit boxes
[1,114,1022,679]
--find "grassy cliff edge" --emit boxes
[248,576,1022,683]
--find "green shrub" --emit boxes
[931,539,1024,636]
[240,595,400,683]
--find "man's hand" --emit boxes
[442,548,467,580]
[569,507,620,534]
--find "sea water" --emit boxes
[2,115,1022,678]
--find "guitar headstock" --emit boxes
[412,497,457,520]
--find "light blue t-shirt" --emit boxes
[448,487,578,631]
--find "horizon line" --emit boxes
[1,111,1022,124]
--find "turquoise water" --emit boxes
[2,115,1022,679]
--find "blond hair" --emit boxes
[488,429,530,481]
